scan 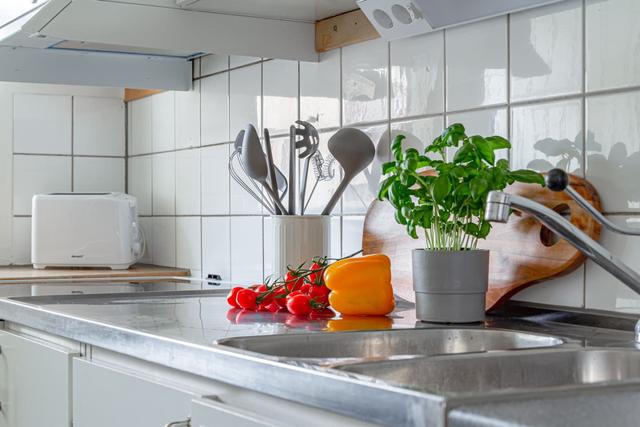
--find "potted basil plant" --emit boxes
[378,124,544,323]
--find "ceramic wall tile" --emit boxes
[152,217,175,267]
[263,59,298,136]
[11,217,31,265]
[446,17,508,111]
[202,217,231,287]
[175,81,201,150]
[152,152,176,215]
[586,0,640,91]
[201,73,230,145]
[176,217,201,272]
[342,124,388,214]
[511,99,583,174]
[342,216,365,257]
[73,157,125,193]
[13,155,71,215]
[510,0,583,101]
[586,91,640,212]
[391,116,445,154]
[230,216,263,285]
[201,54,229,75]
[447,108,508,161]
[129,97,153,155]
[512,267,585,308]
[229,63,261,137]
[230,165,263,215]
[586,215,640,313]
[390,31,444,119]
[342,38,389,125]
[13,94,72,155]
[73,96,125,156]
[175,148,201,215]
[151,92,175,153]
[300,50,340,130]
[201,144,230,215]
[128,156,152,216]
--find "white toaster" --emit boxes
[31,193,145,270]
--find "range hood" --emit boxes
[0,0,357,89]
[358,0,567,40]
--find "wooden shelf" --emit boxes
[0,264,190,282]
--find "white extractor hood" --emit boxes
[0,0,357,89]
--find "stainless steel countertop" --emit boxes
[0,281,639,427]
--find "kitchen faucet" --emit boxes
[485,169,640,343]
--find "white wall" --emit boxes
[128,0,640,315]
[0,83,124,265]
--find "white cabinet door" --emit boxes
[190,397,287,427]
[0,331,77,427]
[73,358,193,427]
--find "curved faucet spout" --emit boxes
[485,191,640,296]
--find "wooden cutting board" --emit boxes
[362,173,602,311]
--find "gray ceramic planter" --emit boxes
[412,249,489,323]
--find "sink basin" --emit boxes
[337,348,640,396]
[217,328,563,360]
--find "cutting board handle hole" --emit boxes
[540,203,572,247]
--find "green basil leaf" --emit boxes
[510,169,545,185]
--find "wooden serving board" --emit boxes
[362,174,602,311]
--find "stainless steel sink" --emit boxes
[337,348,640,396]
[217,328,564,361]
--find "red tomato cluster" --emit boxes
[226,261,332,317]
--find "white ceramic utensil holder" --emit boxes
[272,215,331,278]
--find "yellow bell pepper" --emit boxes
[326,316,393,332]
[323,254,395,316]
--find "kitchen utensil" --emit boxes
[321,128,375,215]
[263,128,282,214]
[304,152,336,213]
[288,125,298,215]
[294,121,320,215]
[229,130,276,214]
[362,172,602,311]
[241,125,289,215]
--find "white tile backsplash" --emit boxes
[201,73,229,145]
[121,0,640,315]
[390,31,444,118]
[73,96,125,156]
[586,90,640,212]
[263,59,298,136]
[151,92,176,153]
[11,217,31,265]
[510,0,583,102]
[13,155,71,215]
[342,38,389,125]
[176,217,201,271]
[586,0,640,91]
[13,94,72,155]
[175,81,201,150]
[300,50,340,130]
[152,152,176,215]
[73,157,125,193]
[175,149,201,215]
[446,17,508,111]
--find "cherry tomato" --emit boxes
[286,290,304,301]
[273,288,288,308]
[264,301,281,313]
[309,308,335,319]
[300,283,312,294]
[235,289,257,310]
[226,287,244,308]
[286,294,312,316]
[308,262,326,285]
[284,272,303,292]
[256,284,268,293]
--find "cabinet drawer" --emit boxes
[190,397,286,427]
[73,358,194,427]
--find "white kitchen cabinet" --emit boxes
[72,358,195,427]
[190,397,286,427]
[0,331,78,427]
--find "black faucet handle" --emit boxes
[546,168,569,192]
